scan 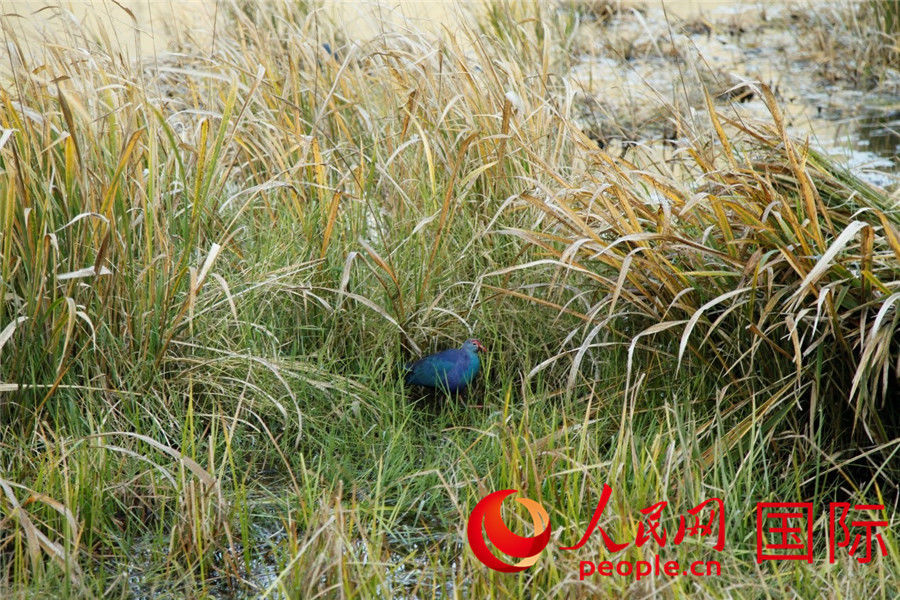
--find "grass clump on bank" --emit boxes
[1,1,898,598]
[804,0,900,88]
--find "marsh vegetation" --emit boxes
[1,0,898,598]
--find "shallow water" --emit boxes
[121,518,463,599]
[566,1,898,188]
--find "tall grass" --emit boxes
[493,84,900,459]
[1,1,897,598]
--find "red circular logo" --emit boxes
[466,489,552,573]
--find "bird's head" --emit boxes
[464,338,486,353]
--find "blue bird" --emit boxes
[404,339,486,394]
[321,43,339,62]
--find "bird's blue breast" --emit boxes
[459,354,480,387]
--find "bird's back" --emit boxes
[405,348,479,393]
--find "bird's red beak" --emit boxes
[474,340,486,353]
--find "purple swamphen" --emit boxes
[404,339,486,394]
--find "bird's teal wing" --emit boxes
[404,349,459,388]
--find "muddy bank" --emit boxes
[8,1,895,189]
